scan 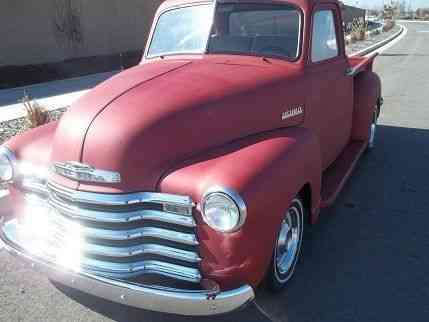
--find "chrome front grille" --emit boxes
[17,180,202,285]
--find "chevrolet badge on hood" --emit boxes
[52,161,121,183]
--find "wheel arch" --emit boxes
[299,182,313,224]
[351,70,382,142]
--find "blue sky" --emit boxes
[343,0,429,10]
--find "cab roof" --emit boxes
[159,0,340,11]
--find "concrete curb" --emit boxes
[350,24,405,57]
[397,20,429,24]
[0,90,88,123]
[0,71,117,123]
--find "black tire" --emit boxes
[266,196,305,292]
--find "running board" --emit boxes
[320,141,367,208]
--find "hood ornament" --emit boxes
[52,161,121,183]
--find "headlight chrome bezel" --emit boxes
[201,186,247,233]
[0,146,17,183]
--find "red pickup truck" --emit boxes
[0,0,382,316]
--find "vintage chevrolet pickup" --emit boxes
[0,0,383,316]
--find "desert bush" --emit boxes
[21,94,49,128]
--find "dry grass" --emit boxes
[21,94,50,128]
[0,108,66,145]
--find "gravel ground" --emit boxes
[0,108,66,145]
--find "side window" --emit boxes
[228,9,300,58]
[311,10,339,62]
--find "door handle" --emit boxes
[345,67,355,76]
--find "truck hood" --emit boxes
[50,57,304,192]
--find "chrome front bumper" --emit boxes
[0,217,254,316]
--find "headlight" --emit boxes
[0,147,16,182]
[201,187,247,233]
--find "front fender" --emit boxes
[3,121,58,166]
[159,127,321,289]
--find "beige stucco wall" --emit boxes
[0,0,163,67]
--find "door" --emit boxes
[305,5,354,170]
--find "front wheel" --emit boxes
[266,197,305,292]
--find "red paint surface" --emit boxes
[7,122,57,165]
[3,0,381,290]
[320,140,367,207]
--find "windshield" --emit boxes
[147,3,301,60]
[147,5,214,58]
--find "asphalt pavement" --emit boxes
[1,21,429,322]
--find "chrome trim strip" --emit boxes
[0,230,254,316]
[48,181,194,208]
[83,226,199,246]
[21,180,49,196]
[83,243,202,263]
[49,194,196,227]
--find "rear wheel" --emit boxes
[368,108,378,149]
[368,99,382,150]
[266,197,305,292]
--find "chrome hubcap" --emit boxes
[275,206,301,276]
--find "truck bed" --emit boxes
[347,53,378,76]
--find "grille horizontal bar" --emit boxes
[83,242,202,262]
[83,258,202,283]
[19,180,201,284]
[83,225,199,246]
[48,181,194,207]
[20,179,49,196]
[49,194,196,227]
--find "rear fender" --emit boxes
[351,71,382,141]
[159,127,321,289]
